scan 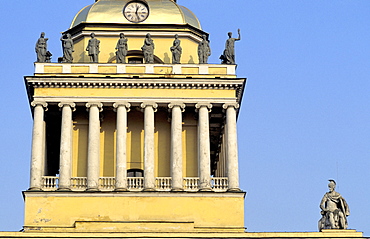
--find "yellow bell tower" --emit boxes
[23,0,247,235]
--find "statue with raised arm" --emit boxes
[60,33,74,63]
[198,34,211,64]
[318,180,350,231]
[170,34,182,64]
[221,29,241,65]
[142,33,155,64]
[35,32,49,62]
[86,33,100,63]
[116,33,128,63]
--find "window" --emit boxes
[127,169,144,177]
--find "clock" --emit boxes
[123,1,149,23]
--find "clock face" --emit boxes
[123,1,149,23]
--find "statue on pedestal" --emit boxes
[198,34,211,64]
[60,33,74,63]
[116,33,128,63]
[318,180,350,231]
[86,33,100,63]
[220,29,241,65]
[170,34,182,64]
[35,32,49,63]
[142,33,155,64]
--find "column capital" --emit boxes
[113,102,131,112]
[141,102,158,112]
[31,101,48,110]
[168,102,186,112]
[58,102,76,112]
[222,103,240,110]
[195,103,212,112]
[86,102,103,112]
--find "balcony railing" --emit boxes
[40,176,229,192]
[127,177,144,191]
[42,176,59,191]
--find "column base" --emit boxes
[227,188,242,192]
[198,188,213,192]
[27,187,42,191]
[171,188,184,192]
[114,188,129,192]
[86,188,100,192]
[143,188,156,192]
[57,187,72,192]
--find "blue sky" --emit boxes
[0,0,369,236]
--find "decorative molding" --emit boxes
[141,102,158,113]
[195,103,212,113]
[222,103,240,110]
[31,101,48,111]
[113,102,131,112]
[58,102,76,112]
[26,78,246,103]
[85,102,103,112]
[168,102,186,112]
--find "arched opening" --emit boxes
[127,169,144,177]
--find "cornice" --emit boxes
[25,78,246,102]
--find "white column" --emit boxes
[29,101,48,190]
[58,102,75,191]
[141,102,158,191]
[168,102,186,191]
[223,103,241,191]
[113,102,131,191]
[195,103,213,191]
[86,103,103,191]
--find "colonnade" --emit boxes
[29,101,240,192]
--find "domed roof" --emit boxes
[70,0,202,30]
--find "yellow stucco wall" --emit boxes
[34,88,236,99]
[73,34,199,64]
[23,193,245,231]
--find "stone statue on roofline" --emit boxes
[142,33,155,64]
[86,33,100,63]
[60,33,74,63]
[170,34,182,64]
[116,33,128,63]
[220,29,241,65]
[35,32,49,63]
[198,34,211,64]
[318,180,350,231]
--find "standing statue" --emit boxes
[142,33,155,64]
[318,180,350,231]
[170,34,182,64]
[35,32,49,63]
[86,33,100,63]
[60,33,74,63]
[116,33,128,63]
[220,29,241,65]
[198,34,211,64]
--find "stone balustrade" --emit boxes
[41,176,229,192]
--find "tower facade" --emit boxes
[24,0,246,234]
